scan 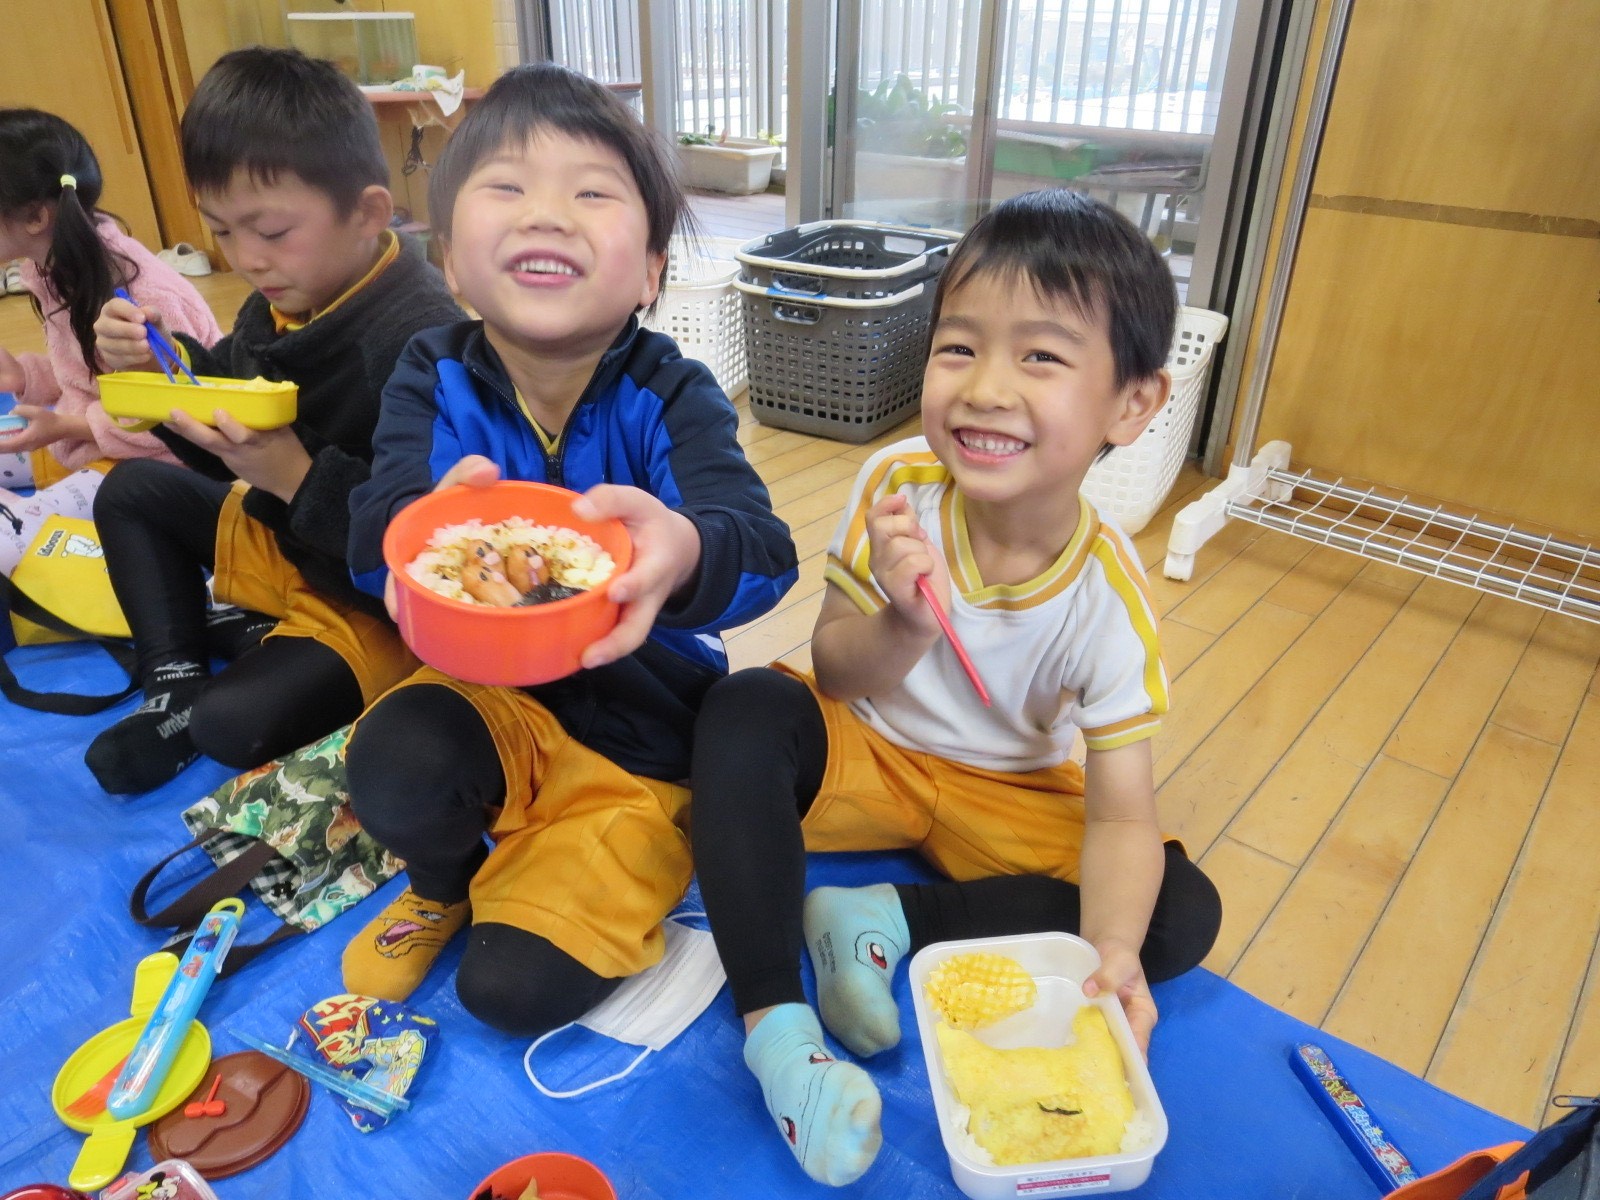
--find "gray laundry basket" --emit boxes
[736,275,936,443]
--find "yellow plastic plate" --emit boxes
[99,371,297,432]
[50,952,212,1191]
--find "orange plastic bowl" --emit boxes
[468,1152,617,1200]
[383,481,632,687]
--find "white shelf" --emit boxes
[1222,466,1600,624]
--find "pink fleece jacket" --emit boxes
[15,220,224,471]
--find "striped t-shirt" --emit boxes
[823,437,1168,773]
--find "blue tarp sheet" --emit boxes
[0,639,1529,1198]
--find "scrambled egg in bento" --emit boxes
[935,1006,1134,1164]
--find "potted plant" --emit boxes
[854,75,968,159]
[676,128,782,195]
[850,76,968,211]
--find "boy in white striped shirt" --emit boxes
[689,189,1222,1186]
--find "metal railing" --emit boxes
[548,0,785,141]
[1001,0,1229,135]
[856,0,1229,136]
[674,0,787,141]
[549,0,1224,143]
[548,0,641,86]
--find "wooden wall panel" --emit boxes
[109,0,207,251]
[1259,208,1600,537]
[1234,0,1600,541]
[1315,0,1600,220]
[0,0,162,249]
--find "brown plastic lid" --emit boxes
[147,1050,310,1179]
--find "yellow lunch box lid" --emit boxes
[99,372,298,433]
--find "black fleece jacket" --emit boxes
[163,237,462,614]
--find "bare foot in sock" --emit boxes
[744,1003,882,1186]
[83,664,207,794]
[342,888,470,1002]
[804,884,909,1057]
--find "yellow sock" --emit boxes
[341,889,470,1002]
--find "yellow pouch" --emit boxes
[10,516,131,644]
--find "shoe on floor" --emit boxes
[3,260,26,295]
[156,243,212,277]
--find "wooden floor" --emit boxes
[6,268,1597,1133]
[686,187,788,243]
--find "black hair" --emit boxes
[181,46,388,214]
[0,108,136,374]
[931,188,1177,390]
[428,63,685,301]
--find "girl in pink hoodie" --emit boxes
[0,108,223,574]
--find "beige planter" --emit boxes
[677,139,781,195]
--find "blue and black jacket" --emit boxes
[348,318,798,781]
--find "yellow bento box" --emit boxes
[99,371,298,432]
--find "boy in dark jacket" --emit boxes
[86,47,462,794]
[339,65,797,1035]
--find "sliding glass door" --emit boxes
[828,0,1263,301]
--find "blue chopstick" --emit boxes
[232,1030,411,1118]
[113,287,201,386]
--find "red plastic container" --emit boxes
[468,1151,617,1200]
[383,481,633,687]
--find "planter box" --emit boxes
[677,138,781,194]
[853,151,967,204]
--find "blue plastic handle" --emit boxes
[106,899,243,1120]
[231,1030,409,1118]
[112,287,201,386]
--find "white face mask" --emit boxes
[523,915,726,1098]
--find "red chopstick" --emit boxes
[916,576,991,707]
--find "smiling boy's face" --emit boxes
[920,269,1169,525]
[197,169,392,317]
[439,129,666,362]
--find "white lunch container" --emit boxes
[909,932,1169,1198]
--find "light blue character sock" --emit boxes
[803,883,911,1057]
[743,1002,882,1187]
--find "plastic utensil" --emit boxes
[61,1053,129,1120]
[915,575,991,707]
[1292,1042,1420,1190]
[50,953,212,1192]
[231,1031,410,1119]
[184,1074,225,1118]
[112,288,200,386]
[107,898,243,1121]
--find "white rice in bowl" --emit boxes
[406,517,615,606]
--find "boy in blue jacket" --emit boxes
[341,64,797,1034]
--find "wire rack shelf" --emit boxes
[1218,464,1600,624]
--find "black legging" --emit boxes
[95,459,364,768]
[96,459,227,677]
[345,683,619,1035]
[690,668,1224,1016]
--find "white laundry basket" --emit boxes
[643,235,748,397]
[1082,305,1229,534]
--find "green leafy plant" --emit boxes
[678,128,719,147]
[855,75,967,159]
